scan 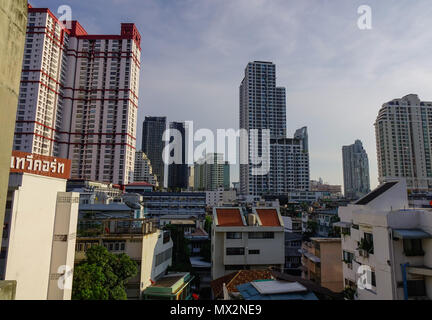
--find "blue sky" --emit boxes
[31,0,432,188]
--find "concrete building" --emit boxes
[284,232,303,275]
[287,191,332,204]
[239,61,309,196]
[342,140,370,200]
[142,117,166,186]
[134,151,158,187]
[0,0,27,251]
[142,272,195,300]
[338,179,432,300]
[300,238,343,293]
[13,6,141,185]
[211,207,285,280]
[75,216,172,299]
[167,122,188,190]
[194,153,230,191]
[310,178,342,197]
[66,179,123,204]
[375,94,432,192]
[206,187,237,207]
[1,152,79,300]
[140,192,206,218]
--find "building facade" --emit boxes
[212,207,285,280]
[194,153,230,191]
[134,151,158,187]
[342,140,370,200]
[239,61,309,196]
[13,6,141,185]
[375,94,432,192]
[206,187,237,207]
[338,179,432,300]
[168,122,188,190]
[142,116,166,187]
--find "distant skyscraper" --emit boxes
[142,117,166,186]
[239,61,309,196]
[167,122,188,190]
[342,140,370,200]
[194,153,230,191]
[134,151,158,187]
[13,6,141,185]
[375,94,432,191]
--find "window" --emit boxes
[248,250,260,255]
[343,251,354,263]
[226,232,242,239]
[403,239,424,256]
[248,232,274,239]
[371,271,376,287]
[226,247,245,255]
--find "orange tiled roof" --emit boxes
[256,208,281,226]
[215,208,244,226]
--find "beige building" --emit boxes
[211,207,285,280]
[375,94,432,191]
[134,151,159,187]
[75,218,173,299]
[0,0,27,244]
[300,238,343,293]
[1,170,79,300]
[206,187,237,207]
[338,179,432,300]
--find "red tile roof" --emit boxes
[211,270,274,299]
[215,208,244,226]
[256,209,281,226]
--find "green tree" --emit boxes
[72,245,138,300]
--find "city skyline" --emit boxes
[29,0,432,189]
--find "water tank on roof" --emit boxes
[248,214,257,226]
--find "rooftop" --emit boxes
[355,181,398,205]
[255,208,281,226]
[215,208,245,226]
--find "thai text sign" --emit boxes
[10,151,71,179]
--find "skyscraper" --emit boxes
[134,151,158,187]
[375,94,432,191]
[342,140,370,200]
[194,153,230,191]
[167,121,188,190]
[142,116,167,186]
[239,61,310,196]
[13,6,141,185]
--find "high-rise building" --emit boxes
[194,153,230,191]
[134,151,158,187]
[239,61,310,196]
[13,6,141,185]
[342,140,370,200]
[167,122,188,190]
[375,94,432,192]
[142,116,166,186]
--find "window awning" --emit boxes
[393,229,432,240]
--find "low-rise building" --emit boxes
[338,179,432,300]
[140,192,206,218]
[300,238,343,293]
[142,272,195,300]
[206,187,237,207]
[211,207,285,280]
[284,232,303,275]
[75,217,173,299]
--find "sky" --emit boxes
[31,0,432,189]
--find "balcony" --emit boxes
[77,218,159,238]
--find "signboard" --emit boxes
[10,151,71,180]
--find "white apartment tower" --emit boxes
[13,6,141,185]
[375,94,432,192]
[239,61,310,196]
[134,151,159,187]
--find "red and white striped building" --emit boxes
[14,5,141,185]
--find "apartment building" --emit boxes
[134,151,158,187]
[167,122,188,190]
[140,192,206,218]
[0,151,78,300]
[194,153,230,191]
[75,217,173,299]
[300,238,343,293]
[239,61,310,196]
[375,94,432,192]
[13,6,141,185]
[211,207,285,280]
[338,179,432,300]
[342,140,371,200]
[206,186,237,207]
